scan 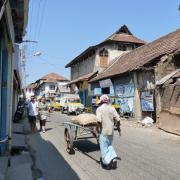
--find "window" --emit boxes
[118,44,127,51]
[99,48,108,57]
[50,85,55,90]
[100,57,108,68]
[99,48,109,68]
[102,87,110,94]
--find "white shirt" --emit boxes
[28,101,38,116]
[96,103,120,136]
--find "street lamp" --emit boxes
[33,51,42,56]
[22,40,38,43]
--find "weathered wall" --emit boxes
[157,111,180,135]
[71,55,96,80]
[160,85,180,114]
[71,43,130,80]
[156,54,180,135]
[95,44,129,73]
[155,55,177,81]
[137,70,155,91]
[155,54,180,115]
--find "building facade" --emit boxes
[0,0,29,154]
[91,29,180,125]
[33,73,69,100]
[66,25,145,107]
[25,83,37,100]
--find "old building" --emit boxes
[0,0,29,154]
[91,29,180,123]
[156,54,180,135]
[25,83,37,100]
[66,25,145,107]
[34,73,69,100]
[12,44,23,117]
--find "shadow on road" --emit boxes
[74,140,99,153]
[28,132,80,180]
[74,140,100,164]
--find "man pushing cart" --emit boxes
[63,94,121,170]
[96,94,121,169]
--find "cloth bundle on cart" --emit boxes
[72,113,97,126]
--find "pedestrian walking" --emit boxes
[96,94,121,169]
[27,95,39,133]
[38,96,49,133]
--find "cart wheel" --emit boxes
[64,128,74,154]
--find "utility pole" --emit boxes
[21,44,27,88]
[20,40,40,88]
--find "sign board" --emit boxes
[115,85,124,97]
[94,88,102,95]
[141,92,154,111]
[99,79,112,88]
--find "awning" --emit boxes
[67,71,98,86]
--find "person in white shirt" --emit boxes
[27,95,38,133]
[96,94,121,169]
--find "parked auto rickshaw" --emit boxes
[60,95,84,115]
[50,100,61,111]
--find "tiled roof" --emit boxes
[40,73,69,81]
[65,25,145,68]
[103,25,146,44]
[67,71,98,85]
[91,29,180,82]
[43,79,58,83]
[26,83,37,89]
[107,33,146,44]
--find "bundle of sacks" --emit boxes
[72,113,97,126]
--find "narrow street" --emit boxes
[28,112,180,180]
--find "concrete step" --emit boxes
[10,153,33,167]
[6,163,33,180]
[0,156,8,180]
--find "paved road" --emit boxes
[28,112,180,180]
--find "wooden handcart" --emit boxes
[63,122,99,154]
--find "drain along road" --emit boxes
[28,112,180,180]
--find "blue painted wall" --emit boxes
[0,45,9,154]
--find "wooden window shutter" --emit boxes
[100,56,108,68]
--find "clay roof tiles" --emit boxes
[26,83,37,89]
[91,29,180,82]
[40,73,69,82]
[67,71,98,85]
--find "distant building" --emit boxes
[34,73,69,99]
[65,25,145,106]
[25,83,37,100]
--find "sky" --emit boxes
[25,0,180,84]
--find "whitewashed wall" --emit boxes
[71,43,130,80]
